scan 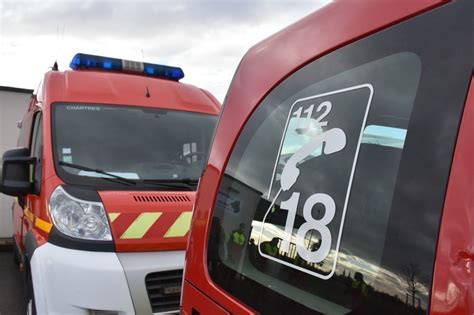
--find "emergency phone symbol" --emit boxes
[278,128,346,263]
[258,99,347,263]
[280,128,346,191]
[257,83,373,280]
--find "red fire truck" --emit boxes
[181,0,472,314]
[0,53,219,314]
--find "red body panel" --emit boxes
[181,281,230,315]
[13,69,220,255]
[41,70,220,115]
[99,190,195,252]
[430,78,474,315]
[182,0,447,313]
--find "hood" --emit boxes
[99,190,195,252]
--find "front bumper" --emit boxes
[30,243,184,314]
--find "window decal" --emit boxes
[258,84,374,279]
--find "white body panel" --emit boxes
[31,243,185,315]
[118,251,185,314]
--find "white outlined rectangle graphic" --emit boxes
[258,83,374,280]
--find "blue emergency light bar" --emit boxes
[69,53,185,81]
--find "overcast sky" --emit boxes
[0,0,329,102]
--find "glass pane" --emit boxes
[31,114,43,158]
[210,52,421,314]
[53,104,216,185]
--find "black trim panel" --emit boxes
[48,226,115,252]
[62,184,102,202]
[24,231,38,261]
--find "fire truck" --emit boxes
[181,0,472,314]
[0,53,219,314]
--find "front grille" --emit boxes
[145,270,183,313]
[133,194,191,203]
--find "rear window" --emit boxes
[207,2,472,314]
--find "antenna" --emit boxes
[51,24,60,71]
[143,50,151,98]
[61,24,65,64]
[55,24,60,68]
[56,24,59,61]
[52,24,66,71]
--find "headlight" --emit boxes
[49,186,112,241]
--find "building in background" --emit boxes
[0,86,33,245]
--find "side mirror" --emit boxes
[0,148,36,197]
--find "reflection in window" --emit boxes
[362,125,407,149]
[275,117,324,182]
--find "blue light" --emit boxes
[70,55,82,69]
[69,53,184,81]
[69,53,121,71]
[143,63,184,81]
[144,65,155,75]
[103,60,112,69]
[169,68,185,81]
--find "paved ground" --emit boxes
[0,249,26,315]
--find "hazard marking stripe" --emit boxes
[24,208,34,222]
[108,213,120,223]
[35,217,53,233]
[24,208,52,233]
[120,212,162,239]
[164,212,192,238]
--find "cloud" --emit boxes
[0,0,330,101]
[1,1,320,37]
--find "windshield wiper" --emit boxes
[138,179,197,191]
[58,161,136,186]
[174,178,199,185]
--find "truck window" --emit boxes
[31,112,43,159]
[17,112,33,149]
[207,2,472,314]
[30,112,43,190]
[52,104,217,188]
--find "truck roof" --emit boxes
[36,69,220,115]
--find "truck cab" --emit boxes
[1,53,220,314]
[181,0,472,314]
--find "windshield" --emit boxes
[53,103,217,188]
